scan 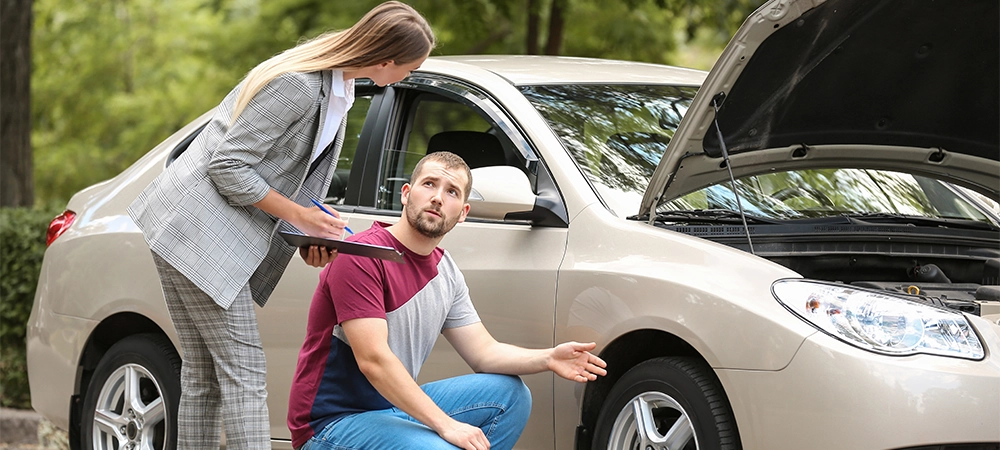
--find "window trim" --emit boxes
[360,74,568,226]
[394,75,540,172]
[341,81,388,206]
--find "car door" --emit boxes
[343,74,569,448]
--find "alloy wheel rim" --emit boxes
[607,391,698,450]
[92,363,167,450]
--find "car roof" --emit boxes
[425,55,708,86]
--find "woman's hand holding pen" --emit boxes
[310,198,355,235]
[253,189,348,240]
[297,202,348,240]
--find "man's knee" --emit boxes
[499,375,531,408]
[481,374,531,419]
[492,373,529,392]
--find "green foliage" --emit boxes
[0,206,59,409]
[31,0,247,207]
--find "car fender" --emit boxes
[556,202,816,372]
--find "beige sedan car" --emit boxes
[27,0,1000,449]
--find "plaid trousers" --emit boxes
[152,253,271,450]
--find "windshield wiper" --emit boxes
[634,209,781,225]
[837,212,1000,231]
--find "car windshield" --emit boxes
[520,84,699,216]
[658,168,995,224]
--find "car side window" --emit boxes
[325,94,374,204]
[377,93,510,211]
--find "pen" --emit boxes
[310,198,354,235]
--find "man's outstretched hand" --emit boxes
[548,342,608,382]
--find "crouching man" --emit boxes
[288,151,607,450]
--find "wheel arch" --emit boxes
[577,328,708,450]
[70,312,175,450]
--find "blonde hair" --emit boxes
[231,1,435,122]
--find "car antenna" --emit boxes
[711,92,755,255]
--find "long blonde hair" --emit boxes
[231,1,435,122]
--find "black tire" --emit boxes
[81,333,181,450]
[592,357,741,450]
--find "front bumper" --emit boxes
[719,317,1000,450]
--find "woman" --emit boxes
[126,2,435,449]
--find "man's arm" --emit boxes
[341,318,492,450]
[442,322,608,382]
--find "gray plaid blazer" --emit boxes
[128,70,345,309]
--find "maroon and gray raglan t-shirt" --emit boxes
[287,221,481,448]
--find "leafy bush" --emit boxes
[1,206,59,409]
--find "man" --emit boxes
[287,151,608,450]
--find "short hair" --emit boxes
[410,152,473,201]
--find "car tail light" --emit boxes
[46,210,77,247]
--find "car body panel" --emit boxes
[25,309,97,430]
[720,319,1000,449]
[551,204,822,449]
[430,55,708,87]
[428,219,568,447]
[642,0,1000,215]
[653,144,1000,213]
[555,202,814,371]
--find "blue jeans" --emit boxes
[300,373,531,450]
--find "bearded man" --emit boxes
[287,151,607,450]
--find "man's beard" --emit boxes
[406,205,459,239]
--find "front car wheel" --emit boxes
[593,357,741,450]
[81,333,181,450]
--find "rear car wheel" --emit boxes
[81,333,181,450]
[593,357,741,450]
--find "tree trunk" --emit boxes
[526,0,539,55]
[1,0,35,207]
[543,0,565,55]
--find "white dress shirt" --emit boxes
[311,70,355,164]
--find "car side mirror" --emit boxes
[467,166,536,220]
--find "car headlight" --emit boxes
[772,279,985,360]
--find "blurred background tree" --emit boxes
[29,0,764,208]
[2,0,34,207]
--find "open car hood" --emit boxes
[640,0,999,216]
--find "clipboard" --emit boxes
[279,231,405,263]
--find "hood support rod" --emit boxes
[712,93,755,255]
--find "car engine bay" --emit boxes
[662,222,1000,317]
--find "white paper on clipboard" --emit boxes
[279,231,405,263]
